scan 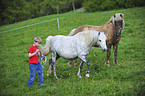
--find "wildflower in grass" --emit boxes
[69,74,70,76]
[113,93,115,95]
[129,85,132,88]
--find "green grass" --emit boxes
[0,7,145,96]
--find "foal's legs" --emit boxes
[113,44,120,65]
[107,44,112,67]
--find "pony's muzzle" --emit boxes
[103,48,107,52]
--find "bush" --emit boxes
[83,0,145,12]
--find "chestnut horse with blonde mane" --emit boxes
[68,13,125,67]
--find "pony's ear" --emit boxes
[120,14,123,18]
[98,32,100,35]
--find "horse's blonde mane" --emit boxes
[108,13,124,23]
[107,13,125,33]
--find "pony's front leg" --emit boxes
[80,56,90,77]
[77,60,84,78]
[47,59,52,76]
[113,44,120,65]
[107,44,112,67]
[52,63,59,79]
[51,52,59,79]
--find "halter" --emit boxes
[38,51,47,68]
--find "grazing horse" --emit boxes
[40,30,107,78]
[68,13,125,67]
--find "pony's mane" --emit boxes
[74,30,98,38]
[106,13,125,33]
[74,30,99,46]
[107,13,124,24]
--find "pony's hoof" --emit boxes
[67,62,72,68]
[55,76,59,79]
[116,64,120,66]
[86,74,90,77]
[74,65,78,68]
[107,64,110,67]
[113,62,120,66]
[77,74,82,78]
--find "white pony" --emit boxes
[40,30,107,78]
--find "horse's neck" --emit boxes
[106,21,114,28]
[88,31,98,47]
[88,23,113,32]
[76,31,98,47]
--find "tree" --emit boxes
[0,0,85,25]
[72,0,76,12]
[1,0,31,24]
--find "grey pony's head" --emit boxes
[109,13,125,35]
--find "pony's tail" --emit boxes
[40,36,53,56]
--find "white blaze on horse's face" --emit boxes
[97,32,107,52]
[114,13,124,35]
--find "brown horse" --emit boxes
[68,13,125,67]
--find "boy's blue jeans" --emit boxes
[27,63,43,87]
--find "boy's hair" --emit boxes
[33,37,42,43]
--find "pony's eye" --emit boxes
[99,40,101,42]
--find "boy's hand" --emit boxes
[41,51,43,56]
[36,49,39,53]
[28,49,39,58]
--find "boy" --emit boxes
[27,37,45,87]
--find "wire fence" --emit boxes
[0,18,58,34]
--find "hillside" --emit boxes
[0,7,145,96]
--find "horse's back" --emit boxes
[50,35,73,48]
[72,25,103,35]
[50,35,79,59]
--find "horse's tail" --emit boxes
[68,29,76,36]
[40,36,53,56]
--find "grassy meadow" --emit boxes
[0,7,145,96]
